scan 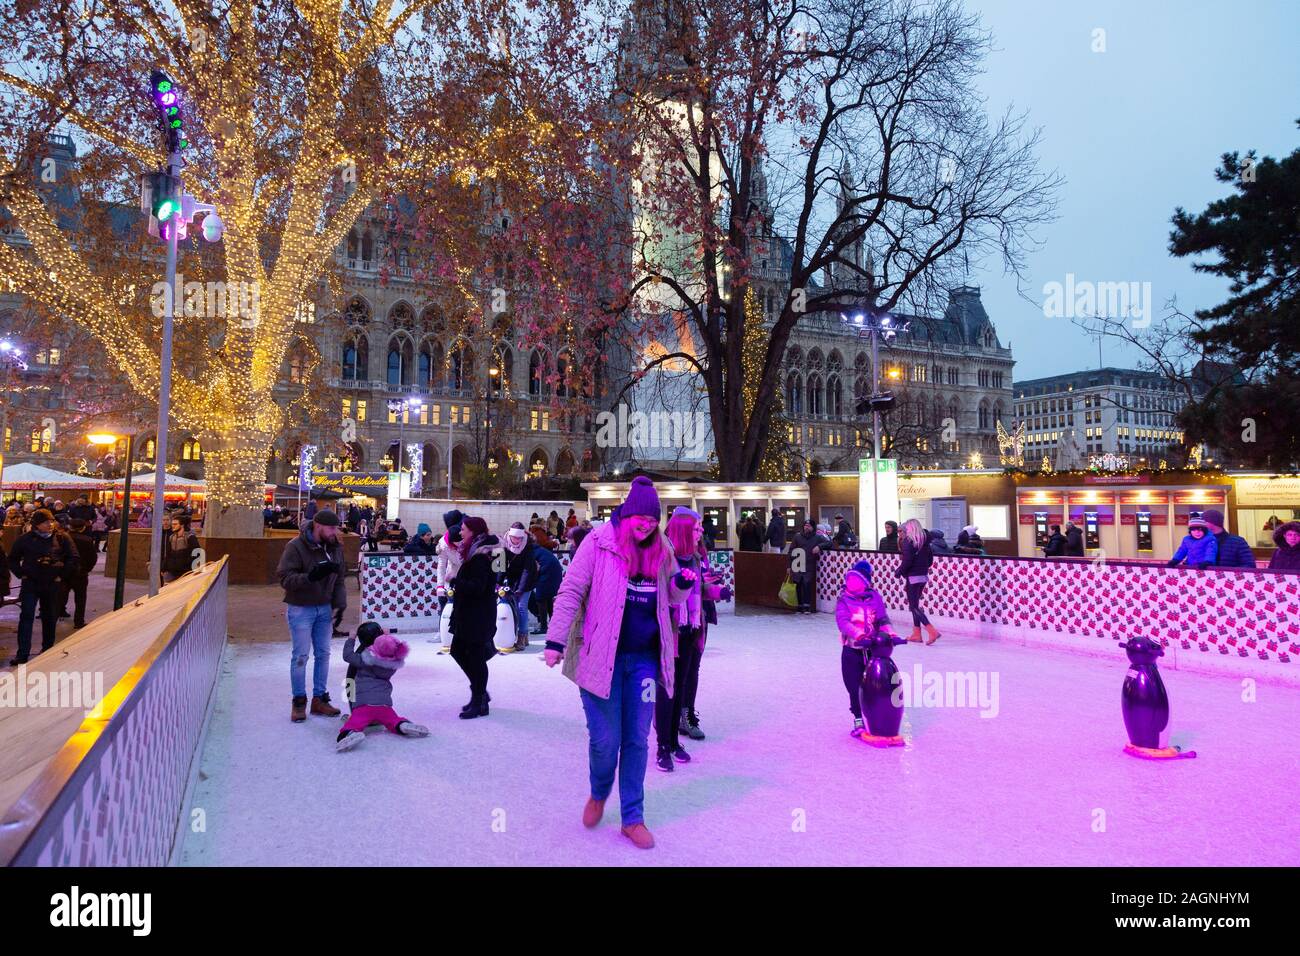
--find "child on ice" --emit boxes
[337,621,430,752]
[834,560,900,737]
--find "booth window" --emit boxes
[969,504,1011,540]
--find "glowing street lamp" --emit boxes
[89,430,135,610]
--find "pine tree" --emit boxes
[742,288,793,480]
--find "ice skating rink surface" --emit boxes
[181,610,1299,866]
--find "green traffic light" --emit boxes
[156,198,179,220]
[155,79,171,93]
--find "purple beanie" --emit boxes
[621,476,661,520]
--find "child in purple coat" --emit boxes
[834,560,899,736]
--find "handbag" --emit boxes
[778,573,798,608]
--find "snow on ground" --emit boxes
[181,610,1299,866]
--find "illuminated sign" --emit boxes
[310,471,393,494]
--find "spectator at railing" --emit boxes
[877,520,899,553]
[1202,509,1256,569]
[928,528,953,554]
[954,525,986,555]
[1268,522,1300,571]
[1063,522,1084,557]
[1043,525,1066,557]
[765,510,786,554]
[1167,518,1217,569]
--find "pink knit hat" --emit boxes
[370,633,410,665]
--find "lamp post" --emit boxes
[485,366,499,469]
[89,431,133,610]
[0,340,28,494]
[841,309,910,543]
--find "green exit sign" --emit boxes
[860,458,897,473]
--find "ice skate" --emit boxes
[336,730,364,752]
[398,721,430,737]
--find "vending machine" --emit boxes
[1084,511,1100,550]
[1136,511,1153,553]
[1034,512,1049,551]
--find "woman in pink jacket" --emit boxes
[544,476,696,850]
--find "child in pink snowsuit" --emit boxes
[337,622,429,752]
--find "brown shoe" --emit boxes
[582,797,605,828]
[924,624,941,645]
[311,694,341,717]
[291,696,307,722]
[907,627,923,643]
[621,823,655,849]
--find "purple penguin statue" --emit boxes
[860,629,909,739]
[1120,635,1196,759]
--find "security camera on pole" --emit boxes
[141,69,224,596]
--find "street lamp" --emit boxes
[88,430,133,610]
[485,366,500,469]
[841,308,911,544]
[0,339,27,494]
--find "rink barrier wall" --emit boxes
[813,549,1298,681]
[360,548,736,634]
[0,559,229,866]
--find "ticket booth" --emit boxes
[1119,489,1170,557]
[1016,490,1064,556]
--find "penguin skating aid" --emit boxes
[1119,635,1197,760]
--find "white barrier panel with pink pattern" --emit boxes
[360,548,735,634]
[815,550,1298,678]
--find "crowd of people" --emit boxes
[275,477,732,850]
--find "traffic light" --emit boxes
[150,70,189,153]
[140,170,181,239]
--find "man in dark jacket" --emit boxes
[1044,525,1066,557]
[63,518,99,628]
[1202,509,1256,569]
[1064,522,1084,556]
[877,520,899,552]
[161,514,200,584]
[277,509,346,722]
[765,512,786,553]
[528,545,564,635]
[832,514,858,549]
[928,528,953,554]
[8,509,79,664]
[68,496,96,523]
[403,522,438,556]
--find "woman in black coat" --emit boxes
[896,519,939,644]
[448,516,500,719]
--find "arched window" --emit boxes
[341,336,368,380]
[528,349,546,397]
[387,336,414,386]
[827,376,843,418]
[346,230,359,260]
[556,448,576,475]
[387,347,403,386]
[491,345,512,394]
[29,425,53,453]
[360,230,374,262]
[418,348,431,386]
[807,373,823,417]
[978,401,990,429]
[345,297,370,325]
[786,372,803,415]
[143,438,156,461]
[556,351,571,397]
[450,344,474,390]
[389,302,414,328]
[288,349,307,384]
[182,439,203,461]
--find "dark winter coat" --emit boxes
[533,546,563,600]
[162,529,200,576]
[503,538,539,594]
[342,637,401,708]
[68,503,96,523]
[832,519,858,549]
[788,530,829,584]
[897,533,934,580]
[928,529,953,554]
[1044,532,1066,557]
[954,529,986,555]
[449,534,501,666]
[402,533,438,557]
[1268,522,1300,572]
[877,530,899,553]
[277,526,347,609]
[8,530,79,592]
[1064,526,1084,556]
[1212,529,1257,569]
[765,514,786,549]
[737,520,765,552]
[69,530,99,580]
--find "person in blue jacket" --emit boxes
[1167,517,1217,568]
[528,545,564,636]
[1201,509,1257,569]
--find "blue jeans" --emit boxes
[580,650,658,826]
[514,590,533,638]
[287,603,334,699]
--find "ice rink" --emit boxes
[180,609,1299,866]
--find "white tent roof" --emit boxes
[111,471,206,492]
[0,461,109,490]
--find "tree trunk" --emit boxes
[201,432,270,538]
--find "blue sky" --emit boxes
[966,0,1300,380]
